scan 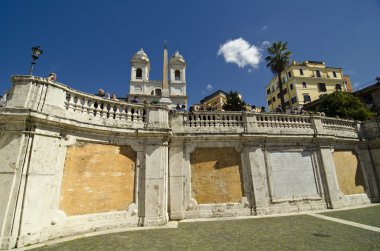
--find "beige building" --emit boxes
[198,90,227,111]
[265,60,350,112]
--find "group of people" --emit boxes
[96,89,119,101]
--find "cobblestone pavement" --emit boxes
[33,213,380,251]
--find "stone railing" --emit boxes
[5,75,169,130]
[3,75,362,138]
[321,117,357,132]
[171,111,360,138]
[65,90,146,124]
[184,112,244,128]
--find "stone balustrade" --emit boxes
[5,76,169,130]
[64,89,147,124]
[172,111,359,138]
[3,75,362,138]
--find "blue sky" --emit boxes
[1,1,379,107]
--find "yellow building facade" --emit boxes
[199,90,227,111]
[265,61,350,112]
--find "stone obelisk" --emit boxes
[159,41,173,105]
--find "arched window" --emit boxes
[151,89,162,96]
[136,68,142,79]
[175,70,181,81]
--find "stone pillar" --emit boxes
[243,146,270,215]
[168,139,185,220]
[142,139,169,226]
[310,115,325,135]
[0,124,29,250]
[318,146,343,208]
[356,147,380,202]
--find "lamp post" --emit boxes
[28,46,43,75]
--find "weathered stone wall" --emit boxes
[1,76,380,249]
[60,143,136,216]
[268,151,319,200]
[190,147,243,204]
[333,150,365,195]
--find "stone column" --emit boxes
[318,146,343,208]
[142,139,169,226]
[168,139,185,220]
[0,123,29,250]
[356,147,380,202]
[243,146,270,215]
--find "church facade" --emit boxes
[128,47,187,109]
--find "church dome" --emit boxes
[131,48,150,63]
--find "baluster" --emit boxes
[87,99,94,115]
[65,94,71,110]
[80,97,86,113]
[72,96,79,111]
[126,107,132,122]
[142,109,147,123]
[98,102,105,118]
[136,108,142,123]
[112,105,118,119]
[118,105,125,120]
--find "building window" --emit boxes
[299,69,304,75]
[272,97,276,102]
[267,88,271,95]
[271,86,275,92]
[277,93,281,99]
[316,70,321,78]
[151,88,162,96]
[175,70,181,81]
[333,71,337,78]
[283,88,287,94]
[288,71,292,78]
[290,84,294,90]
[302,82,307,88]
[335,84,342,91]
[303,94,311,102]
[291,96,297,104]
[284,101,290,107]
[267,99,272,105]
[318,83,327,92]
[136,68,142,79]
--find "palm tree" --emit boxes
[265,41,292,111]
[222,91,247,111]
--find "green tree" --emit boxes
[222,91,247,111]
[265,41,292,110]
[318,92,373,120]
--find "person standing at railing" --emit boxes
[112,93,119,101]
[275,105,284,113]
[96,89,105,97]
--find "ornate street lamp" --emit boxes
[28,46,43,75]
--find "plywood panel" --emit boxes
[60,143,136,216]
[333,150,365,195]
[191,147,243,204]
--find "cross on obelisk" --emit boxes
[159,40,173,105]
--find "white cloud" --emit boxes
[261,41,271,49]
[217,38,261,69]
[262,25,267,30]
[247,69,252,73]
[206,84,213,91]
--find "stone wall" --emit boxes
[333,151,365,195]
[60,143,136,216]
[190,147,243,204]
[0,76,380,249]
